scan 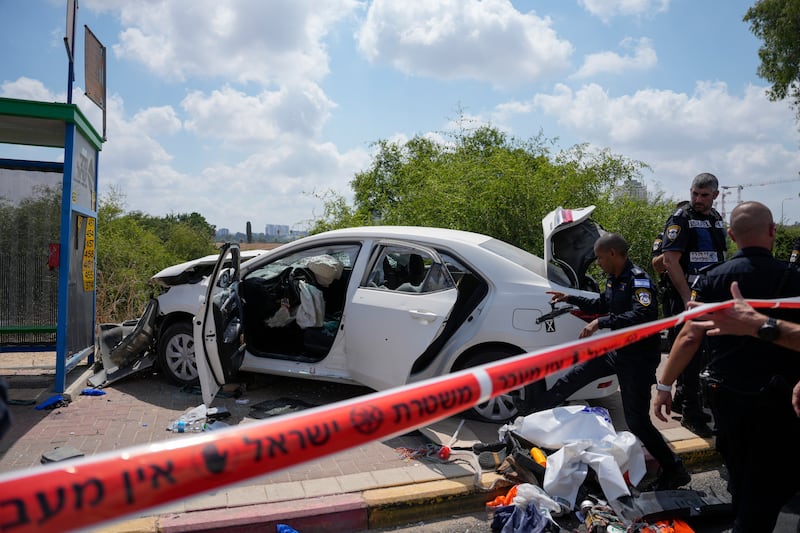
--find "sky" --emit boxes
[2,0,800,234]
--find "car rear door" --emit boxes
[344,242,458,391]
[194,243,243,406]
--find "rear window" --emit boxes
[479,238,548,278]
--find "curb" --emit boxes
[146,473,510,533]
[132,442,720,533]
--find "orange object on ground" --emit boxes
[486,484,519,508]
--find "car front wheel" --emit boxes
[157,321,199,385]
[459,347,545,423]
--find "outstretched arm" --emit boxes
[653,321,706,422]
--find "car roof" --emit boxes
[306,226,495,246]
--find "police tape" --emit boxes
[1,298,798,532]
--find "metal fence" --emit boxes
[0,252,58,348]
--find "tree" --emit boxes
[310,124,675,276]
[744,0,800,124]
[96,189,217,322]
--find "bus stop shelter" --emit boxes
[0,97,103,393]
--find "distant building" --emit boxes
[619,179,648,200]
[217,228,230,237]
[265,224,290,238]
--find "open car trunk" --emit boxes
[542,206,606,291]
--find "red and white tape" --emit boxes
[1,298,798,532]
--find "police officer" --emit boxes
[652,201,690,319]
[654,201,800,532]
[540,233,690,490]
[660,173,727,435]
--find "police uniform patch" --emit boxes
[665,225,680,241]
[633,278,650,288]
[635,288,652,306]
[652,238,662,252]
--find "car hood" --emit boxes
[542,205,606,290]
[151,249,270,287]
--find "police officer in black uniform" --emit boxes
[655,201,800,532]
[652,201,690,320]
[539,233,690,490]
[660,173,727,435]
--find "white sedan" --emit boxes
[194,206,618,423]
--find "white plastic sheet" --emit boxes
[499,405,646,508]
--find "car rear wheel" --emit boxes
[460,347,545,423]
[157,321,199,385]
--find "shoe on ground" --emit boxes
[478,449,507,470]
[652,462,691,491]
[680,417,714,438]
[472,440,506,454]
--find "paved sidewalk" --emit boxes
[0,354,717,532]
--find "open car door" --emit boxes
[542,205,606,291]
[194,243,243,406]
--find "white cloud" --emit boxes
[84,0,359,86]
[532,82,796,153]
[1,77,60,101]
[572,37,657,79]
[72,0,367,230]
[523,81,800,205]
[579,0,670,22]
[355,0,573,86]
[182,140,371,230]
[181,83,336,146]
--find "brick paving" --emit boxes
[0,361,424,480]
[0,352,711,531]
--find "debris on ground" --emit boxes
[248,397,317,419]
[34,394,70,410]
[407,408,734,532]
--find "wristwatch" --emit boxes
[757,317,780,342]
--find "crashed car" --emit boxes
[151,248,270,384]
[188,206,619,423]
[93,249,270,387]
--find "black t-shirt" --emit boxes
[693,247,800,392]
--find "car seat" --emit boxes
[396,254,426,292]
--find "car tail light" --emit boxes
[571,310,602,323]
[596,380,614,389]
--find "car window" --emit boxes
[363,245,454,293]
[247,244,360,281]
[479,238,548,279]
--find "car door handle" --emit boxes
[409,310,438,323]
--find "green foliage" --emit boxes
[0,183,62,328]
[774,223,800,260]
[744,0,800,124]
[311,123,671,276]
[96,189,217,322]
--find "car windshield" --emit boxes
[479,238,548,278]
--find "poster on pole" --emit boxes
[84,25,107,138]
[64,0,77,61]
[84,26,105,110]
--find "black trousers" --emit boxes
[666,323,708,416]
[533,351,680,472]
[709,380,800,533]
